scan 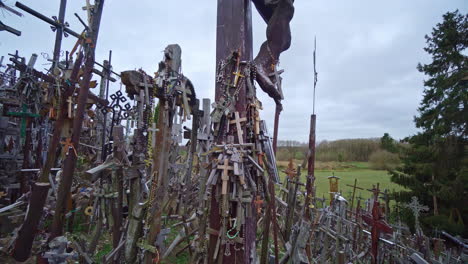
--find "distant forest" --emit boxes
[277,135,401,169]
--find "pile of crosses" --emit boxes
[0,1,467,264]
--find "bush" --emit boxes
[369,150,400,170]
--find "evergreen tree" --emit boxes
[391,10,468,236]
[381,133,398,153]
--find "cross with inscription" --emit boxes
[404,196,429,234]
[229,112,247,144]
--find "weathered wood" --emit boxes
[11,182,50,261]
[51,0,105,239]
[11,51,85,262]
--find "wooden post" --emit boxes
[208,1,253,263]
[304,114,316,219]
[51,0,105,239]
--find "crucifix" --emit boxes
[228,111,247,144]
[405,196,429,235]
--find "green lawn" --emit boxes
[278,162,405,206]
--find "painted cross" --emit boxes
[404,196,429,234]
[217,158,234,195]
[6,104,40,143]
[229,112,247,144]
[362,186,393,264]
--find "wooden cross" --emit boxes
[6,104,40,143]
[228,112,247,144]
[217,158,233,195]
[362,194,393,264]
[404,196,428,233]
[66,96,73,118]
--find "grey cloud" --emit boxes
[1,0,466,143]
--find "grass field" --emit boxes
[278,161,405,205]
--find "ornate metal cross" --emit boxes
[404,196,429,233]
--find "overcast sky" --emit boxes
[1,0,466,142]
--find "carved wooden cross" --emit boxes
[229,112,247,144]
[218,158,234,195]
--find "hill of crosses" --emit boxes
[0,0,466,264]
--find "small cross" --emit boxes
[66,96,74,118]
[232,70,244,87]
[217,158,233,195]
[229,112,247,144]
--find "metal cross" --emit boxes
[404,196,429,233]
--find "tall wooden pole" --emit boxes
[52,0,67,70]
[208,1,253,263]
[304,114,316,220]
[51,0,105,239]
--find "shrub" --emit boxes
[369,150,400,170]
